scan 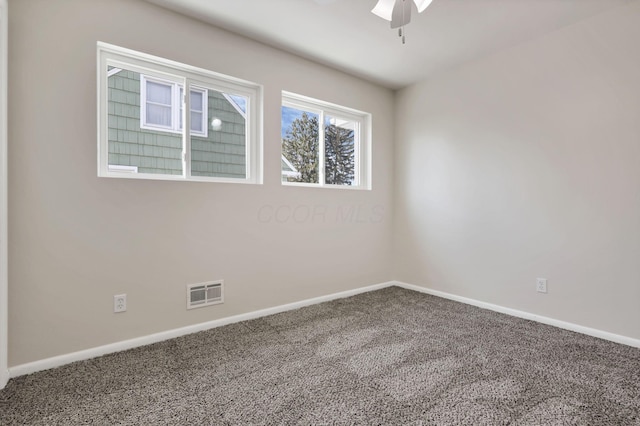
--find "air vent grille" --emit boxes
[187,280,223,310]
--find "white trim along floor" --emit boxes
[8,281,640,380]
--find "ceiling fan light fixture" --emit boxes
[373,0,434,43]
[390,0,411,29]
[371,0,396,21]
[412,0,433,13]
[373,0,432,20]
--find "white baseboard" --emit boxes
[394,281,640,349]
[9,281,395,378]
[9,279,639,379]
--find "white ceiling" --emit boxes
[147,0,634,89]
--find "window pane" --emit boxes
[108,67,183,175]
[189,88,206,135]
[190,89,247,179]
[178,88,207,134]
[101,44,262,183]
[325,116,355,185]
[146,103,172,127]
[146,80,172,105]
[191,111,203,132]
[190,91,203,112]
[281,106,319,183]
[145,79,173,128]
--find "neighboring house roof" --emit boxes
[223,93,246,118]
[281,155,301,179]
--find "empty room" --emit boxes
[0,0,638,424]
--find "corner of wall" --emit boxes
[0,0,10,390]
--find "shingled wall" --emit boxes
[107,68,246,178]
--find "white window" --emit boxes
[97,42,263,183]
[281,91,371,189]
[142,77,174,130]
[186,87,206,136]
[140,76,208,138]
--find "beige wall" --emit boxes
[9,0,639,368]
[395,3,640,339]
[8,0,394,366]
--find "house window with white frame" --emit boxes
[140,76,208,138]
[98,42,263,183]
[281,91,371,189]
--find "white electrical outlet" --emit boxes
[114,294,127,313]
[536,278,547,294]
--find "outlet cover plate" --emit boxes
[536,278,547,294]
[114,294,127,313]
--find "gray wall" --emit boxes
[394,3,640,339]
[9,0,638,369]
[8,0,394,366]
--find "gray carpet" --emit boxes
[0,286,639,425]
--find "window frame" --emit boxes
[140,75,176,133]
[97,42,263,184]
[281,91,371,190]
[140,75,208,138]
[184,86,208,138]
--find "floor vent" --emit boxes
[187,280,223,310]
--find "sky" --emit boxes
[226,96,314,139]
[228,94,246,113]
[281,106,318,138]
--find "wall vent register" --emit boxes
[187,281,223,310]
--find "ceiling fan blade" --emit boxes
[390,0,411,29]
[412,0,433,13]
[371,0,396,21]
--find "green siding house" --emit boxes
[107,67,247,178]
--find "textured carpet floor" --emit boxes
[0,286,639,425]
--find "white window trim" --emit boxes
[97,42,263,184]
[281,91,371,190]
[140,75,208,138]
